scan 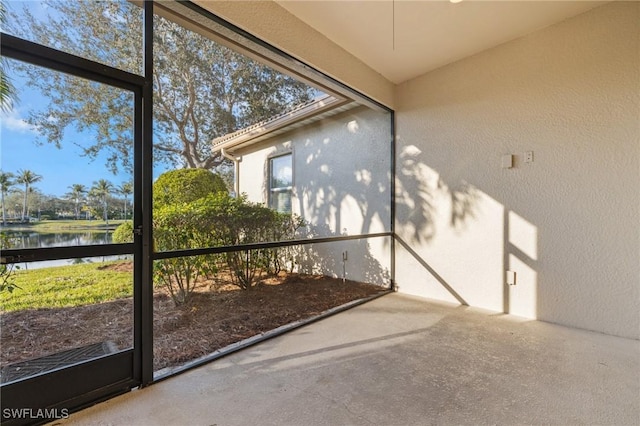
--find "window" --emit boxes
[269,154,293,213]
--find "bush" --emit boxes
[150,169,306,304]
[151,168,227,305]
[153,168,227,209]
[154,255,214,305]
[153,193,306,296]
[264,213,307,275]
[190,194,306,290]
[0,234,20,293]
[112,221,134,243]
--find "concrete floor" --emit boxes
[57,293,639,426]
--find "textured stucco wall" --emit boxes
[194,0,395,109]
[234,106,392,285]
[394,2,640,339]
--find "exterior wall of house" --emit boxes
[394,1,640,339]
[233,106,392,285]
[202,0,638,339]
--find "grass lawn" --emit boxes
[0,261,132,312]
[19,219,126,232]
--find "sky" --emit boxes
[0,0,139,198]
[0,0,313,199]
[0,81,134,198]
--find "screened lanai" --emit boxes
[0,1,394,422]
[1,0,638,424]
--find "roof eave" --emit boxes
[212,95,350,153]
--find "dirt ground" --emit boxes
[0,264,387,373]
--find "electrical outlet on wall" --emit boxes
[524,151,534,163]
[506,270,517,286]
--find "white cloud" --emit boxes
[0,109,40,134]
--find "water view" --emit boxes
[2,228,113,249]
[1,226,130,269]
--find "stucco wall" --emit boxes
[234,106,392,285]
[394,2,640,339]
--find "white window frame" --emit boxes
[268,152,293,213]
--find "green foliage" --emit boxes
[225,202,305,288]
[153,169,227,209]
[153,193,305,294]
[10,0,316,172]
[152,194,227,305]
[15,169,43,222]
[113,221,134,244]
[194,194,277,290]
[0,1,16,112]
[24,219,125,232]
[67,183,88,220]
[150,169,305,304]
[0,261,132,311]
[0,170,14,225]
[154,255,214,306]
[90,178,114,224]
[264,213,307,275]
[0,234,20,294]
[152,172,226,305]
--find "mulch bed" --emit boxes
[0,265,386,374]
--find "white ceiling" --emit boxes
[276,0,609,84]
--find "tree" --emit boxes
[15,169,42,222]
[0,171,14,225]
[10,1,317,173]
[116,182,133,220]
[0,1,16,112]
[90,179,113,224]
[66,183,87,220]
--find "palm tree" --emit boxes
[91,179,113,224]
[15,169,43,222]
[0,171,14,225]
[117,181,133,220]
[67,183,87,220]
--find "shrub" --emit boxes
[0,234,20,293]
[153,193,306,295]
[154,256,213,305]
[153,196,224,305]
[264,213,307,275]
[151,168,227,305]
[112,221,134,243]
[185,194,305,290]
[150,169,307,303]
[153,168,227,209]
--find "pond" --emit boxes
[2,229,114,249]
[1,229,130,269]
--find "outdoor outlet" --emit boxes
[525,151,534,163]
[342,251,348,262]
[506,270,517,286]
